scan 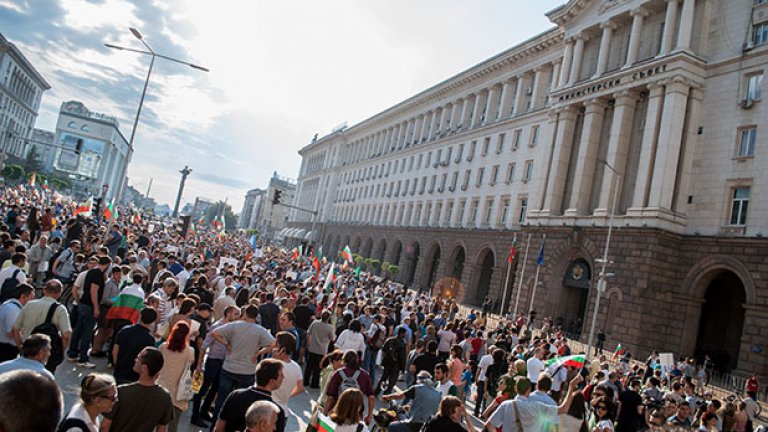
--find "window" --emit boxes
[429,175,436,192]
[426,152,432,167]
[457,144,464,162]
[507,163,516,182]
[476,167,485,186]
[469,200,478,223]
[482,137,491,156]
[436,149,442,164]
[485,200,494,224]
[513,129,522,149]
[518,197,529,223]
[496,133,506,153]
[738,127,757,157]
[445,201,454,223]
[417,154,423,169]
[754,23,768,46]
[451,172,459,189]
[408,157,414,171]
[490,165,499,185]
[523,160,534,181]
[730,187,750,225]
[445,147,452,163]
[440,174,447,191]
[501,198,511,224]
[530,125,540,146]
[463,169,471,187]
[746,73,763,100]
[67,121,77,128]
[468,141,477,159]
[457,200,466,224]
[80,124,90,132]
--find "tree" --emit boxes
[1,164,25,180]
[203,201,236,231]
[24,145,43,174]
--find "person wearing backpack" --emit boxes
[13,279,71,373]
[375,326,407,395]
[0,282,34,361]
[324,350,375,425]
[0,252,27,302]
[362,314,386,383]
[52,240,80,285]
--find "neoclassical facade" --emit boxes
[289,0,768,375]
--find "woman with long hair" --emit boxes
[319,350,345,408]
[335,319,366,358]
[592,395,617,432]
[560,391,589,432]
[448,345,465,398]
[329,388,369,432]
[158,321,195,432]
[482,374,517,419]
[59,373,117,431]
[422,395,477,432]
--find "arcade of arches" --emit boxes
[300,226,768,375]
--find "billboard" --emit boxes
[54,133,106,179]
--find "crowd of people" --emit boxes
[0,183,764,432]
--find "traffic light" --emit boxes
[178,215,191,237]
[92,197,102,219]
[272,189,282,205]
[75,138,84,155]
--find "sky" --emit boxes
[0,0,564,212]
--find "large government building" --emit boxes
[287,0,768,375]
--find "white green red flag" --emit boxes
[544,354,586,369]
[29,172,36,187]
[613,343,624,360]
[341,245,353,264]
[103,201,116,221]
[73,197,93,216]
[316,413,337,432]
[507,236,517,264]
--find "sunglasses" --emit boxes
[99,394,118,402]
[596,406,607,411]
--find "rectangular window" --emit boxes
[754,23,768,46]
[496,133,506,153]
[530,125,540,146]
[457,143,464,162]
[408,156,414,171]
[417,154,423,169]
[730,187,750,225]
[457,200,466,224]
[429,175,437,192]
[518,197,528,223]
[485,200,494,224]
[436,149,442,164]
[523,160,534,181]
[501,198,511,224]
[426,152,432,167]
[482,137,491,156]
[445,201,454,223]
[451,172,459,189]
[476,167,485,186]
[738,127,757,157]
[513,129,522,149]
[490,165,499,184]
[463,169,471,187]
[445,147,452,163]
[507,163,516,182]
[403,180,409,196]
[468,140,477,159]
[469,200,478,223]
[746,73,763,100]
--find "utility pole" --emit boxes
[145,177,153,198]
[172,165,191,218]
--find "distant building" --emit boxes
[191,197,214,220]
[253,172,296,241]
[0,33,50,165]
[52,101,132,201]
[240,188,265,229]
[31,128,55,171]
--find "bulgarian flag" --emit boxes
[507,236,517,264]
[613,343,625,360]
[105,291,145,324]
[316,413,337,432]
[312,256,320,272]
[322,262,335,293]
[291,247,300,261]
[29,172,36,187]
[340,245,353,264]
[103,201,116,221]
[42,179,50,191]
[544,354,586,369]
[73,197,93,216]
[131,210,140,224]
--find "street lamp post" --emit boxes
[586,160,621,360]
[105,28,208,200]
[173,165,192,218]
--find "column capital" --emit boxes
[665,76,693,95]
[574,33,590,42]
[630,7,650,17]
[551,58,562,67]
[646,82,666,95]
[613,89,640,104]
[558,104,581,118]
[663,0,680,4]
[533,64,549,73]
[584,98,610,113]
[563,36,576,46]
[600,20,618,30]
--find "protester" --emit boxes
[305,309,335,388]
[421,395,477,432]
[329,388,370,432]
[0,333,54,379]
[244,400,282,432]
[0,282,34,361]
[271,330,304,411]
[67,255,111,368]
[59,373,117,431]
[157,321,195,432]
[112,307,158,384]
[214,358,287,432]
[0,370,63,432]
[381,370,443,432]
[12,278,69,372]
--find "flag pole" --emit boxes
[498,233,517,317]
[528,234,545,321]
[512,233,532,317]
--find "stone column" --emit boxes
[674,87,703,215]
[568,34,588,85]
[399,121,408,149]
[559,38,575,88]
[659,0,680,56]
[485,85,501,124]
[565,99,608,216]
[628,83,665,213]
[595,21,617,76]
[513,74,530,116]
[498,78,515,119]
[541,106,579,216]
[460,96,472,131]
[676,0,695,51]
[595,91,638,216]
[426,110,438,141]
[437,106,449,137]
[625,8,649,68]
[550,60,562,92]
[530,66,549,111]
[647,78,691,211]
[413,115,424,145]
[450,100,462,132]
[470,91,486,129]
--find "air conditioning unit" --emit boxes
[438,187,444,192]
[461,184,468,191]
[743,41,755,51]
[741,98,755,109]
[526,87,534,95]
[454,157,461,163]
[467,155,474,162]
[433,163,439,168]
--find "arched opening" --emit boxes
[405,242,420,287]
[362,237,373,258]
[352,236,361,252]
[474,250,495,307]
[450,247,465,280]
[376,238,387,261]
[391,240,402,267]
[559,258,591,338]
[695,271,746,372]
[425,245,441,291]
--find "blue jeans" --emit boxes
[212,369,255,423]
[363,347,378,384]
[67,304,95,362]
[193,357,223,419]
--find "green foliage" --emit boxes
[203,201,237,231]
[24,145,43,174]
[388,265,400,276]
[352,253,364,265]
[1,164,25,180]
[368,259,381,270]
[244,228,259,236]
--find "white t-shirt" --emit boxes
[336,329,366,354]
[272,359,302,411]
[477,353,494,382]
[0,265,25,287]
[527,356,545,383]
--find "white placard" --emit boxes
[659,352,675,378]
[218,257,239,270]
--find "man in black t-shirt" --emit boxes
[215,358,287,432]
[412,340,440,377]
[66,255,110,368]
[258,293,281,335]
[112,308,157,384]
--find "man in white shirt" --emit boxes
[176,262,192,293]
[0,253,27,291]
[0,283,34,362]
[151,277,177,323]
[526,347,545,387]
[271,331,304,413]
[474,345,496,417]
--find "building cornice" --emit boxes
[547,0,594,27]
[0,33,51,90]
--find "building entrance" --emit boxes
[695,271,745,372]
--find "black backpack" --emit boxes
[57,417,89,432]
[382,338,399,366]
[0,269,22,302]
[32,303,64,367]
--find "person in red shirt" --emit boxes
[745,374,759,399]
[40,208,53,234]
